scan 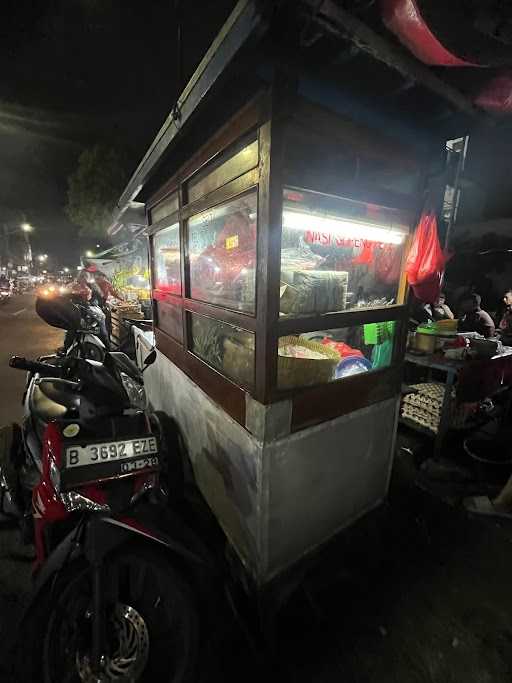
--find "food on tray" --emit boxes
[277,336,341,389]
[436,318,458,333]
[280,270,348,315]
[400,382,447,434]
[278,344,329,360]
[321,338,364,358]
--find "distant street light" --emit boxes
[85,250,94,258]
[3,223,33,236]
[96,243,101,249]
[20,223,34,269]
[1,222,34,270]
[37,254,47,262]
[63,267,69,273]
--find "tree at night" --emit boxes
[65,145,127,239]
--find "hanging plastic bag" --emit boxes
[405,212,446,303]
[375,244,402,284]
[352,240,374,265]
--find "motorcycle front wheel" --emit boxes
[15,544,199,682]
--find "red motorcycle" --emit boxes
[2,296,216,682]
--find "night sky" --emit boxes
[0,0,236,267]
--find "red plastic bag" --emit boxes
[321,338,364,358]
[405,212,446,303]
[375,244,402,284]
[351,240,374,265]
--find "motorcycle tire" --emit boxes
[14,543,199,683]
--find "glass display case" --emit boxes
[280,189,409,316]
[146,88,416,428]
[151,218,183,342]
[187,137,258,204]
[150,191,179,225]
[277,319,396,390]
[188,191,257,313]
[153,222,181,295]
[189,312,255,387]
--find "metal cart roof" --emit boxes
[112,0,492,232]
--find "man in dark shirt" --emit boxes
[458,293,495,338]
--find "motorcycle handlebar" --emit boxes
[9,356,63,376]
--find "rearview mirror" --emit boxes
[143,349,157,371]
[35,295,81,331]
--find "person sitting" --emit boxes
[77,262,104,307]
[498,290,512,344]
[431,292,454,321]
[410,293,454,326]
[458,293,495,338]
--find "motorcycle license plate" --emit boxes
[61,437,159,488]
[66,437,158,468]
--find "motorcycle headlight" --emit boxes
[120,372,147,409]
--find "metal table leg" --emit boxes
[433,368,457,460]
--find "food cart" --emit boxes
[110,0,481,587]
[86,215,153,352]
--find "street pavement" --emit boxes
[0,294,511,681]
[0,292,62,680]
[0,292,63,425]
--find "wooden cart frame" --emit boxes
[113,0,482,584]
[144,80,420,432]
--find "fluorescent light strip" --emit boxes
[282,210,407,245]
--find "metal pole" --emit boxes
[23,231,33,271]
[444,135,469,252]
[1,224,11,266]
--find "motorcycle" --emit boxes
[38,286,109,361]
[60,298,108,362]
[1,296,215,682]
